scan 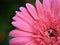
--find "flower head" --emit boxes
[9,0,60,45]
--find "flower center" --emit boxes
[43,28,59,44]
[44,28,58,38]
[48,29,55,37]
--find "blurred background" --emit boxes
[0,0,42,45]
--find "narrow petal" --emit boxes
[9,29,34,37]
[43,0,51,12]
[50,0,60,15]
[26,3,38,19]
[13,11,34,25]
[12,20,33,32]
[35,0,44,18]
[19,7,33,21]
[24,40,37,45]
[9,37,32,45]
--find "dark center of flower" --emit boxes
[48,30,55,37]
[48,28,56,38]
[44,28,59,44]
[47,28,58,38]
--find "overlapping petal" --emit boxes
[9,37,33,45]
[9,29,34,37]
[9,0,60,45]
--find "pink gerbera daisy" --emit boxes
[9,0,60,45]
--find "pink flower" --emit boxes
[9,0,60,45]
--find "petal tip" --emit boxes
[9,31,13,36]
[36,0,40,3]
[19,7,24,10]
[26,3,31,7]
[11,21,15,26]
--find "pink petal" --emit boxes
[24,40,37,45]
[13,11,34,25]
[9,37,32,45]
[50,0,57,14]
[50,0,60,15]
[35,0,44,18]
[43,0,51,12]
[26,3,38,19]
[19,7,34,21]
[12,20,33,32]
[9,29,34,37]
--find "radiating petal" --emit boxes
[43,0,51,12]
[13,11,34,25]
[9,37,32,45]
[19,7,34,21]
[26,3,38,19]
[50,0,60,15]
[35,0,44,18]
[9,29,34,37]
[24,40,37,45]
[12,20,33,32]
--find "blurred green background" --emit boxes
[0,0,42,45]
